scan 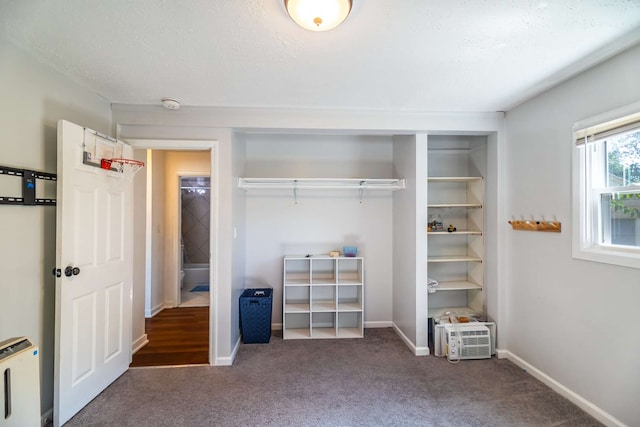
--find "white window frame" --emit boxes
[572,101,640,269]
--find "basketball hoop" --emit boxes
[101,158,145,181]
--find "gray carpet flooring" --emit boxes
[64,328,602,426]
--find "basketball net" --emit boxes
[101,158,145,181]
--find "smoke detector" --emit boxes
[161,97,180,110]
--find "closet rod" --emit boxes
[428,148,476,152]
[238,177,406,190]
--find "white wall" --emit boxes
[230,132,247,351]
[483,131,505,342]
[133,148,168,327]
[214,130,238,363]
[505,44,640,425]
[0,37,112,418]
[392,134,428,353]
[131,148,148,352]
[243,134,395,326]
[148,150,167,316]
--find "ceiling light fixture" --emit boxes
[161,97,180,110]
[285,0,352,32]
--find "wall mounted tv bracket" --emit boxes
[0,165,56,206]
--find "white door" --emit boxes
[53,120,133,426]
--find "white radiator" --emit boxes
[0,337,41,427]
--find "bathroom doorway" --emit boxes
[129,142,219,367]
[179,175,211,307]
[131,149,213,368]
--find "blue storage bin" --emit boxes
[239,288,273,344]
[343,246,358,257]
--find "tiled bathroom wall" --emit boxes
[181,177,210,264]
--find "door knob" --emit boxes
[64,266,81,277]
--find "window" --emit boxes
[573,103,640,269]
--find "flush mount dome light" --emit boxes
[285,0,352,32]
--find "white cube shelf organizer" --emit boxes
[283,256,364,339]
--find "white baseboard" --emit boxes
[215,335,241,366]
[145,303,166,318]
[414,346,429,356]
[392,323,430,356]
[41,407,53,426]
[364,321,393,328]
[501,350,624,427]
[271,322,283,330]
[131,334,149,354]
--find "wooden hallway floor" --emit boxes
[130,307,209,367]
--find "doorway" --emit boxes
[130,145,216,367]
[179,175,211,307]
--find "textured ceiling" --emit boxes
[1,0,639,112]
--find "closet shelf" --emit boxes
[428,230,483,236]
[428,177,483,183]
[427,255,483,263]
[431,280,482,291]
[238,177,406,190]
[428,306,484,319]
[428,203,482,209]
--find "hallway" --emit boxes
[131,307,209,367]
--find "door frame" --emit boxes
[126,138,219,366]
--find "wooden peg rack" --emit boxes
[508,220,561,233]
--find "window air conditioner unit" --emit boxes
[0,337,41,427]
[433,320,496,357]
[445,324,491,361]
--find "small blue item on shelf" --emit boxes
[343,246,358,257]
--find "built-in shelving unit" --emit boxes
[283,256,364,340]
[427,175,485,319]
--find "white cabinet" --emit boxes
[427,176,485,319]
[283,256,364,339]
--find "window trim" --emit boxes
[572,101,640,269]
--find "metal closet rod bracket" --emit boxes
[0,165,57,206]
